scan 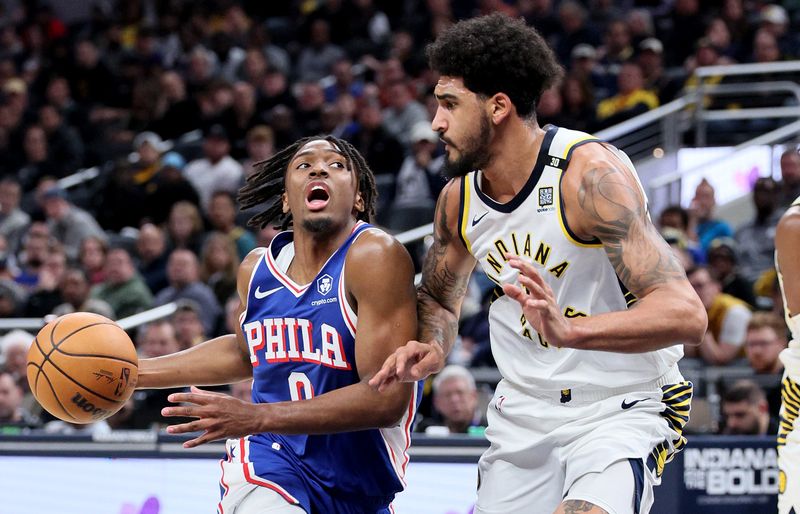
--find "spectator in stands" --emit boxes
[144,152,201,226]
[135,223,169,295]
[52,267,115,319]
[720,379,779,435]
[569,44,607,99]
[171,299,208,349]
[240,125,275,177]
[0,371,39,430]
[91,247,153,320]
[23,246,67,317]
[745,311,788,375]
[346,98,405,177]
[689,178,733,254]
[735,176,783,283]
[219,81,262,159]
[324,58,365,103]
[559,74,596,134]
[38,103,85,176]
[0,178,31,255]
[183,124,244,211]
[295,18,346,82]
[661,0,707,67]
[131,320,188,429]
[18,124,57,193]
[390,121,444,225]
[757,5,797,60]
[554,1,601,66]
[686,265,752,365]
[199,232,239,307]
[598,19,634,76]
[165,201,205,256]
[381,79,429,147]
[42,186,106,261]
[78,235,107,285]
[154,249,221,335]
[707,239,756,307]
[294,81,326,135]
[418,365,484,435]
[637,38,678,102]
[14,222,51,290]
[752,28,782,63]
[596,62,659,129]
[658,204,704,264]
[779,148,800,210]
[207,191,255,260]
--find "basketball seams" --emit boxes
[37,366,79,422]
[53,350,137,366]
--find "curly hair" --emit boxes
[238,135,377,230]
[426,13,563,118]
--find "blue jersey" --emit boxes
[237,222,421,513]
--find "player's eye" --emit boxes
[296,162,310,169]
[329,161,345,169]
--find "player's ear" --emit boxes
[281,192,289,214]
[354,191,364,213]
[488,93,512,125]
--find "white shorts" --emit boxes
[217,439,306,514]
[779,374,800,514]
[475,370,691,514]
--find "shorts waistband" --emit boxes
[505,366,686,404]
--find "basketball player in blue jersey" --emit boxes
[136,135,420,514]
[371,14,707,514]
[775,195,800,514]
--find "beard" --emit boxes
[442,112,492,179]
[302,217,334,234]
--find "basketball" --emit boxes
[26,312,139,424]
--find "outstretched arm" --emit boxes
[164,231,419,446]
[370,180,476,390]
[136,250,261,389]
[505,147,706,352]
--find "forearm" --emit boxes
[137,334,252,389]
[258,381,412,435]
[567,287,707,353]
[418,288,459,356]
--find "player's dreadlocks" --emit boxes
[238,135,378,230]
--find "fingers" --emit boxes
[368,353,399,392]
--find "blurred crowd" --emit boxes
[0,0,799,436]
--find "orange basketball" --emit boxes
[26,312,138,424]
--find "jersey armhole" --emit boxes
[457,176,473,253]
[556,139,603,248]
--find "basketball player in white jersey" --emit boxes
[775,194,800,514]
[371,14,707,514]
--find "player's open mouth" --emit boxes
[305,182,330,211]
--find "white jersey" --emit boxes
[458,125,682,392]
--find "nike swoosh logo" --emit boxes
[472,211,489,226]
[621,398,651,410]
[254,286,284,299]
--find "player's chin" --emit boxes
[301,216,334,234]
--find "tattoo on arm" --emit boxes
[562,500,608,514]
[418,182,469,349]
[577,167,685,295]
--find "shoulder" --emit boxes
[236,247,266,298]
[778,205,800,232]
[347,228,412,271]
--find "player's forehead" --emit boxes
[434,76,474,101]
[291,139,345,162]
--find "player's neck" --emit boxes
[289,219,356,283]
[480,120,545,198]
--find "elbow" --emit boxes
[683,296,708,346]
